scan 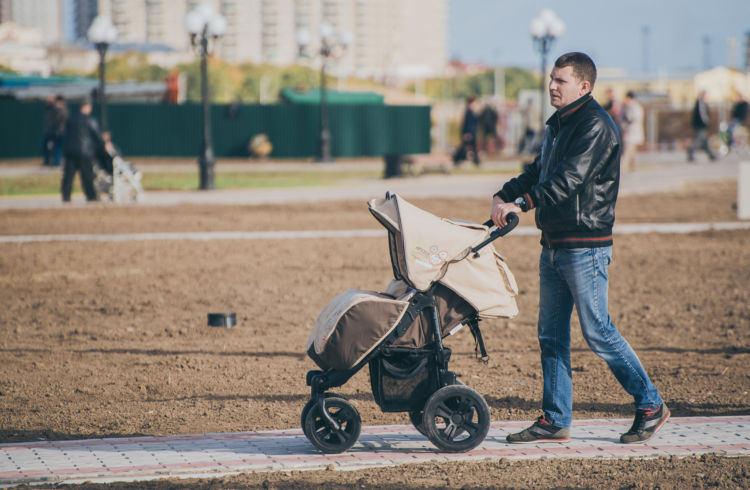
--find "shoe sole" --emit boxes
[621,409,671,444]
[506,437,570,444]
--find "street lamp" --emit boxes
[87,16,118,131]
[529,8,565,130]
[296,23,352,162]
[185,3,226,190]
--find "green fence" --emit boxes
[0,100,431,159]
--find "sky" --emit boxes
[449,0,750,76]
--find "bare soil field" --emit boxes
[1,179,748,488]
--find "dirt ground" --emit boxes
[1,179,749,488]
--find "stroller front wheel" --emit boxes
[300,392,347,438]
[303,396,361,453]
[423,385,490,453]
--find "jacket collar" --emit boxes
[546,93,592,132]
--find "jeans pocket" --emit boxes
[594,247,612,277]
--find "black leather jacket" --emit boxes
[63,111,105,160]
[495,93,620,249]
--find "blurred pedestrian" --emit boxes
[42,94,68,167]
[518,99,542,156]
[727,94,748,150]
[479,102,500,154]
[491,52,668,445]
[602,87,622,135]
[687,90,716,162]
[452,95,480,166]
[62,99,105,202]
[620,91,644,171]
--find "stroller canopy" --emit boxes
[368,194,518,319]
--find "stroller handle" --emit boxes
[472,213,519,257]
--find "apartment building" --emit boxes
[1,0,446,78]
[91,0,447,79]
[0,0,65,45]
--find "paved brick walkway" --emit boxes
[1,416,748,486]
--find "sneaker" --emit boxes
[506,415,570,443]
[620,403,670,444]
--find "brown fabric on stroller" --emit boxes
[306,290,410,370]
[385,280,476,349]
[305,281,476,370]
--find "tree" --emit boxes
[177,61,318,103]
[503,67,539,100]
[95,52,169,83]
[410,66,539,101]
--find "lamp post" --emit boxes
[529,9,565,130]
[296,23,351,162]
[87,16,118,131]
[185,3,226,190]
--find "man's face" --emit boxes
[549,65,589,109]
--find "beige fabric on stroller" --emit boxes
[306,195,518,371]
[368,194,518,319]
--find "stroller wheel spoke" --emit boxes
[459,420,480,437]
[457,396,473,412]
[434,402,453,420]
[443,421,459,439]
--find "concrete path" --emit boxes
[2,221,750,244]
[1,416,748,486]
[0,155,741,209]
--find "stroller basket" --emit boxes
[370,347,442,412]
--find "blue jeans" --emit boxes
[537,246,662,428]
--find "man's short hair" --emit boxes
[554,52,597,88]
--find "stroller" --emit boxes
[93,140,143,203]
[302,193,519,453]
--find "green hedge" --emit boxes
[0,100,431,159]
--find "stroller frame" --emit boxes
[302,210,517,454]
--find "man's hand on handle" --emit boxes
[491,195,521,229]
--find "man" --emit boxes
[479,102,500,154]
[687,90,716,162]
[491,52,668,444]
[62,99,104,202]
[602,87,622,135]
[42,94,68,167]
[452,95,480,166]
[620,91,644,171]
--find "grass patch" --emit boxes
[145,170,380,190]
[0,175,65,196]
[0,170,382,196]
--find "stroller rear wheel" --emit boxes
[303,396,361,453]
[423,385,490,453]
[409,378,464,437]
[408,410,428,437]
